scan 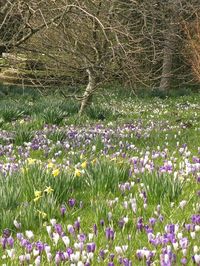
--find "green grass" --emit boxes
[0,86,199,265]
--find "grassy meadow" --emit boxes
[0,86,199,265]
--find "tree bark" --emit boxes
[79,69,96,115]
[159,23,177,92]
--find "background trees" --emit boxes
[0,0,200,112]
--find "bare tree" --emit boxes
[1,0,199,107]
[1,0,141,113]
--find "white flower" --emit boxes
[182,249,187,256]
[67,224,74,232]
[123,201,128,209]
[177,233,183,239]
[194,254,200,264]
[143,250,151,259]
[46,226,52,236]
[71,252,80,262]
[50,219,57,226]
[13,220,21,229]
[52,233,59,245]
[45,245,51,254]
[194,246,199,254]
[172,242,179,250]
[25,254,31,261]
[179,200,187,209]
[195,225,200,232]
[35,256,41,266]
[25,230,34,239]
[108,212,112,221]
[6,249,15,259]
[122,245,128,252]
[191,232,196,239]
[88,233,94,241]
[46,253,52,262]
[87,252,94,260]
[77,262,84,266]
[164,254,169,263]
[115,246,123,254]
[123,217,129,224]
[62,236,70,247]
[33,249,40,257]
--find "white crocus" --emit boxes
[50,219,57,226]
[46,226,52,236]
[191,232,196,239]
[7,249,15,259]
[115,246,123,254]
[194,254,200,264]
[25,230,34,239]
[62,236,70,247]
[52,233,59,245]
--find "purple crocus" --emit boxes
[7,236,14,248]
[1,237,7,249]
[87,242,96,253]
[54,224,63,236]
[74,219,81,232]
[181,258,187,265]
[100,219,105,227]
[99,249,106,260]
[36,241,45,254]
[60,206,66,217]
[105,228,115,241]
[3,228,11,238]
[93,224,98,236]
[68,198,76,208]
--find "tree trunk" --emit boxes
[79,69,96,115]
[159,23,176,92]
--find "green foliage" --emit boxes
[0,106,24,122]
[14,125,34,145]
[41,107,67,125]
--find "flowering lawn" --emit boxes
[0,92,200,265]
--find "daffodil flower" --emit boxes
[34,191,42,198]
[47,162,54,168]
[44,186,54,194]
[75,168,81,177]
[81,161,87,169]
[33,196,43,202]
[27,158,36,165]
[52,169,60,177]
[37,210,47,219]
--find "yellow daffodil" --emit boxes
[34,190,42,197]
[75,168,81,177]
[27,158,36,165]
[37,210,47,219]
[52,168,60,177]
[47,162,54,168]
[33,196,43,202]
[21,167,27,174]
[91,158,97,165]
[19,119,25,124]
[44,186,54,194]
[81,161,87,169]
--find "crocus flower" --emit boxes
[68,198,76,208]
[105,228,115,241]
[60,205,66,217]
[87,243,96,253]
[13,220,21,229]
